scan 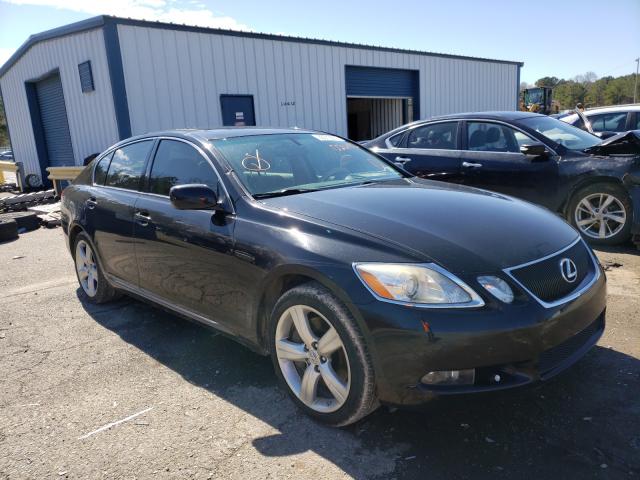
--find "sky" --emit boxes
[0,0,638,84]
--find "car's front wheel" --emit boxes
[269,282,377,426]
[568,183,632,245]
[73,232,119,303]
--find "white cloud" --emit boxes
[1,0,252,30]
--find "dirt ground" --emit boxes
[0,227,638,479]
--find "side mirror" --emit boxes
[169,184,221,210]
[520,143,548,159]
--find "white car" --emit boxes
[559,104,640,135]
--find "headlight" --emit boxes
[353,263,484,307]
[477,276,514,304]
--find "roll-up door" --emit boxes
[35,73,75,167]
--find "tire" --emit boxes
[268,282,377,427]
[73,232,119,304]
[0,211,40,232]
[568,183,632,246]
[0,218,18,242]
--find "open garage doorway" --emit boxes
[345,66,419,141]
[347,97,414,141]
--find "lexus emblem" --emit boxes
[559,258,578,283]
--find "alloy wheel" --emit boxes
[275,305,351,413]
[75,239,98,297]
[574,193,627,240]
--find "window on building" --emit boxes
[78,61,94,93]
[148,140,218,196]
[104,140,153,190]
[406,122,458,150]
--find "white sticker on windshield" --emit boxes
[312,134,345,142]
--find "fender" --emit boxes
[252,262,388,390]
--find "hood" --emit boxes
[584,130,640,156]
[260,179,578,274]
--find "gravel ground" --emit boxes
[0,228,638,479]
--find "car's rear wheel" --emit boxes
[568,183,632,246]
[73,233,119,303]
[269,282,377,426]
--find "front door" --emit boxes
[459,121,559,209]
[90,140,155,286]
[376,121,465,183]
[220,95,256,127]
[133,139,238,330]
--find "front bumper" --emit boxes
[354,263,607,406]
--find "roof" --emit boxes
[0,15,523,77]
[105,127,319,149]
[429,111,541,121]
[583,104,640,114]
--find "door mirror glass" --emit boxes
[519,143,548,158]
[169,184,220,210]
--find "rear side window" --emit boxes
[93,152,113,185]
[148,140,218,196]
[105,141,153,190]
[406,122,458,150]
[387,132,404,147]
[588,112,627,132]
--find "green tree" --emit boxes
[0,95,9,148]
[535,76,559,88]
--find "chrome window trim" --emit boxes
[352,262,485,309]
[502,237,601,309]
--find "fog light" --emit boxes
[421,369,475,385]
[477,276,514,304]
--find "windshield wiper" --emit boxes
[252,188,321,199]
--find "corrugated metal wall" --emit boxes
[117,24,519,137]
[0,28,119,178]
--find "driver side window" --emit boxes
[148,140,219,196]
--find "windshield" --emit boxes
[524,89,544,105]
[518,116,601,151]
[212,133,403,197]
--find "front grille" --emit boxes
[508,240,595,304]
[538,316,604,374]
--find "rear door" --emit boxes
[90,139,155,286]
[375,121,465,183]
[134,138,238,330]
[459,121,559,209]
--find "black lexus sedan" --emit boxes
[363,112,640,247]
[61,128,606,426]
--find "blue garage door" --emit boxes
[35,74,74,167]
[345,66,419,114]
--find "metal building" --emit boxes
[0,15,522,186]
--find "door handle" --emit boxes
[86,197,97,209]
[394,156,412,164]
[134,211,151,227]
[462,161,483,168]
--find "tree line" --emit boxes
[0,96,8,148]
[522,71,638,110]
